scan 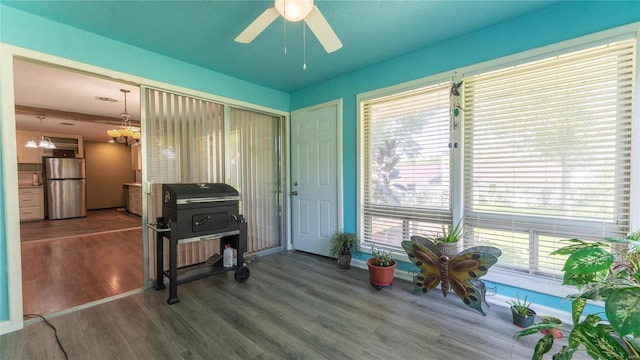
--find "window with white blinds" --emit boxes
[360,83,452,248]
[464,37,636,277]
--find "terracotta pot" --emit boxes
[366,258,396,290]
[337,254,351,269]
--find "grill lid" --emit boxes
[163,183,239,208]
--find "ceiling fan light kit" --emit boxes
[235,0,342,54]
[274,0,313,22]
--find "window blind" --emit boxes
[143,87,225,277]
[463,38,636,277]
[361,83,452,248]
[227,107,282,253]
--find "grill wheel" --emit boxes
[234,266,251,283]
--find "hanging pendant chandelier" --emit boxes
[25,116,56,149]
[107,89,140,145]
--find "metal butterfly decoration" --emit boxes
[402,236,501,315]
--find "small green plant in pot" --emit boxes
[328,232,359,269]
[430,219,465,256]
[507,291,536,328]
[515,230,640,359]
[366,244,396,290]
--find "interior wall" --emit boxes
[0,4,291,326]
[289,1,640,234]
[84,141,135,209]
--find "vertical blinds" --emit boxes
[361,83,452,248]
[463,38,635,275]
[145,88,224,183]
[144,87,225,275]
[227,108,282,253]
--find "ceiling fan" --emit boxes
[235,0,342,53]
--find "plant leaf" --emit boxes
[582,313,604,327]
[572,298,586,326]
[570,323,631,360]
[563,270,606,287]
[532,333,554,360]
[515,322,560,340]
[606,287,640,338]
[605,236,640,250]
[562,248,614,274]
[552,240,605,255]
[623,335,640,358]
[552,346,575,360]
[568,278,638,301]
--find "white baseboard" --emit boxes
[0,319,22,335]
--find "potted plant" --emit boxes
[507,291,536,328]
[430,219,465,256]
[366,244,396,290]
[516,230,640,359]
[328,231,359,269]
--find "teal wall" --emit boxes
[0,5,290,112]
[291,1,639,314]
[290,1,640,235]
[0,4,291,323]
[2,1,639,323]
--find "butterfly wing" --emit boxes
[402,240,442,294]
[447,252,499,316]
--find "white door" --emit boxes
[291,101,340,256]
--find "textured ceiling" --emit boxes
[3,0,562,92]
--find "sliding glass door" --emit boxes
[141,87,283,284]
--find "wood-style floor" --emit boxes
[20,209,143,316]
[3,251,591,360]
[20,208,142,243]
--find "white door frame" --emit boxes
[289,98,343,252]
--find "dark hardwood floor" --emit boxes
[3,251,591,360]
[20,209,142,243]
[20,209,144,316]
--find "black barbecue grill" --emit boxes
[162,183,241,241]
[153,183,250,304]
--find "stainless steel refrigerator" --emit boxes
[44,157,86,220]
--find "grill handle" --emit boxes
[194,216,211,226]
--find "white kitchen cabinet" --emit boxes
[131,144,141,171]
[16,130,83,162]
[16,130,43,164]
[128,185,142,216]
[19,187,44,221]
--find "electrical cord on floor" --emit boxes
[24,313,69,360]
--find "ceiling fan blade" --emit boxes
[305,6,342,53]
[235,7,280,44]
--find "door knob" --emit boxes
[292,191,298,196]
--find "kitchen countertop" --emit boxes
[19,185,44,188]
[123,182,142,187]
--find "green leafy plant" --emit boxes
[370,244,394,267]
[328,232,359,257]
[516,230,640,359]
[431,219,465,243]
[507,291,533,316]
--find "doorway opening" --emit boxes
[14,58,144,317]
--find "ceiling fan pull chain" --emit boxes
[283,17,287,54]
[303,21,307,70]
